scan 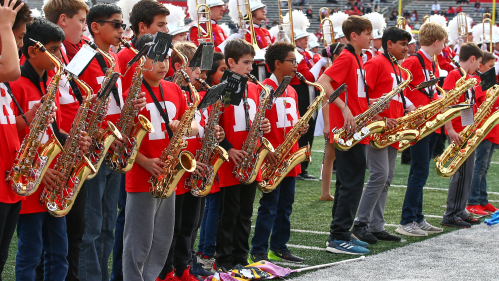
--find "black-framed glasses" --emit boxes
[96,20,126,30]
[282,59,298,65]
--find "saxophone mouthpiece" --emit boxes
[29,38,46,52]
[83,39,98,50]
[120,38,132,49]
[246,74,258,83]
[294,71,305,82]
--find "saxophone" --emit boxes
[83,39,123,178]
[107,39,154,173]
[40,77,96,217]
[435,85,499,177]
[233,74,275,185]
[7,39,64,196]
[149,69,199,199]
[333,54,413,151]
[188,79,228,197]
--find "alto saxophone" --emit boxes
[7,39,64,196]
[233,74,275,185]
[149,69,199,199]
[188,79,228,197]
[435,85,499,177]
[107,39,154,173]
[83,40,123,178]
[40,77,96,217]
[333,53,413,150]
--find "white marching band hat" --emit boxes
[283,10,310,40]
[228,0,265,24]
[447,14,473,46]
[363,12,386,40]
[329,12,348,40]
[188,0,225,22]
[164,3,188,36]
[308,33,320,49]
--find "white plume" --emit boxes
[164,4,186,27]
[471,22,496,45]
[428,14,447,27]
[117,0,141,28]
[329,11,349,31]
[31,8,42,18]
[308,32,318,43]
[228,0,244,24]
[447,15,473,44]
[269,25,280,39]
[405,24,412,34]
[363,12,386,33]
[283,10,310,37]
[219,23,231,36]
[188,0,206,21]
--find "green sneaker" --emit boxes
[247,252,269,264]
[268,249,304,263]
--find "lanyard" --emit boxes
[243,87,250,131]
[382,52,407,109]
[95,54,121,108]
[143,79,173,138]
[345,44,369,105]
[3,82,28,126]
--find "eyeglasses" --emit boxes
[282,59,298,65]
[96,20,126,30]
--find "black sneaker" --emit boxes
[441,219,472,228]
[463,216,481,225]
[213,260,234,272]
[268,249,305,263]
[299,172,317,180]
[351,225,378,244]
[247,252,269,264]
[190,262,212,277]
[371,230,401,242]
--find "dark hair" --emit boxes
[224,39,255,67]
[381,26,412,50]
[265,42,295,72]
[22,17,65,57]
[481,51,495,65]
[206,52,224,86]
[459,42,483,62]
[342,15,372,41]
[134,33,154,51]
[0,0,32,30]
[43,0,89,24]
[322,42,345,58]
[130,0,169,36]
[86,3,122,37]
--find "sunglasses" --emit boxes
[97,20,126,30]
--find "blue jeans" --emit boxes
[111,174,126,281]
[400,133,439,225]
[198,191,221,257]
[79,162,121,281]
[251,177,296,254]
[16,212,68,281]
[468,140,496,206]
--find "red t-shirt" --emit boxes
[442,69,476,134]
[217,82,261,187]
[0,83,23,204]
[365,54,408,149]
[189,21,227,52]
[125,80,188,193]
[245,25,275,49]
[402,50,440,108]
[58,45,83,133]
[290,48,315,86]
[324,47,369,144]
[259,76,301,177]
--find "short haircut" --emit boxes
[481,51,495,65]
[130,0,170,36]
[22,17,65,57]
[43,0,89,24]
[0,0,32,30]
[171,42,197,71]
[382,26,412,50]
[206,52,225,86]
[342,15,372,41]
[224,39,255,66]
[265,42,295,72]
[86,3,122,37]
[418,22,447,46]
[134,33,154,51]
[321,42,345,58]
[459,42,483,62]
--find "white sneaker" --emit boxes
[418,219,443,233]
[395,222,428,237]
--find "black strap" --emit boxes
[243,87,250,131]
[95,54,121,108]
[143,79,173,138]
[3,82,29,126]
[414,53,436,100]
[68,79,83,104]
[382,52,407,109]
[345,44,369,105]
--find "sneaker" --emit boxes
[156,270,180,281]
[482,203,499,214]
[325,239,369,255]
[372,230,401,242]
[351,225,378,244]
[418,219,443,233]
[248,252,269,264]
[299,171,317,180]
[462,216,481,225]
[199,255,215,268]
[213,260,233,272]
[190,263,212,277]
[350,238,369,248]
[178,267,200,281]
[441,219,471,228]
[268,249,305,263]
[467,205,489,216]
[395,222,428,237]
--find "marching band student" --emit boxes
[440,43,483,228]
[408,37,417,55]
[187,0,227,52]
[352,27,414,244]
[214,39,271,271]
[317,15,373,255]
[396,22,446,237]
[249,42,307,264]
[122,34,198,281]
[165,3,189,79]
[362,12,385,63]
[308,33,321,63]
[467,52,499,215]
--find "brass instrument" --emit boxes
[483,14,493,52]
[107,39,154,173]
[196,0,214,43]
[320,7,334,46]
[187,79,228,197]
[40,77,96,217]
[422,15,430,24]
[278,0,294,44]
[456,12,469,44]
[83,40,123,179]
[397,17,406,29]
[233,74,275,185]
[7,39,64,196]
[334,53,413,151]
[436,85,499,177]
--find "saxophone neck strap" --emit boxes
[143,79,173,138]
[3,82,29,126]
[243,87,250,131]
[95,54,121,108]
[383,52,407,109]
[414,52,436,101]
[345,44,369,106]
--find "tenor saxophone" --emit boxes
[40,77,96,217]
[333,53,413,151]
[83,39,123,178]
[233,74,275,185]
[107,39,154,173]
[435,85,499,177]
[188,79,228,197]
[7,39,64,196]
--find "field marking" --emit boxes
[424,214,443,218]
[491,162,499,165]
[287,244,326,251]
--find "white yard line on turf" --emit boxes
[287,244,327,251]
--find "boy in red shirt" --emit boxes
[352,27,414,244]
[122,34,199,281]
[317,15,372,255]
[440,43,483,228]
[187,0,227,52]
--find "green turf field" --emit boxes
[3,136,499,279]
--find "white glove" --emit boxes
[310,57,329,81]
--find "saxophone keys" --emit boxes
[458,149,467,157]
[361,127,370,135]
[345,140,353,146]
[353,132,362,141]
